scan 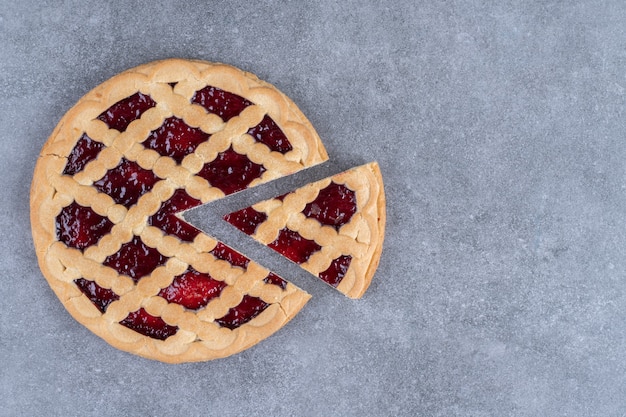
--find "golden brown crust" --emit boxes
[240,162,386,299]
[31,58,326,363]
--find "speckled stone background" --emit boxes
[2,1,626,416]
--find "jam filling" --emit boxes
[263,272,288,290]
[191,86,252,122]
[274,192,290,202]
[74,278,120,313]
[215,295,269,330]
[210,242,250,270]
[93,158,160,208]
[247,115,293,154]
[302,182,357,231]
[97,92,156,132]
[119,308,178,340]
[318,255,352,287]
[63,134,105,176]
[142,116,210,164]
[56,202,114,250]
[103,235,168,282]
[223,206,267,236]
[158,267,226,310]
[148,189,202,242]
[197,147,266,196]
[268,228,322,264]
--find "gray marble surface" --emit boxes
[2,1,626,415]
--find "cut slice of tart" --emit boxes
[224,162,386,299]
[30,59,326,363]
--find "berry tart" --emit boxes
[31,59,328,363]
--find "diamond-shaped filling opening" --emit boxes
[215,295,269,330]
[74,278,120,313]
[63,133,106,176]
[93,158,160,208]
[103,235,168,283]
[246,115,293,154]
[302,182,357,231]
[119,308,178,340]
[142,116,211,164]
[148,189,202,242]
[97,92,156,132]
[197,146,266,196]
[263,272,287,290]
[191,85,252,122]
[210,242,250,270]
[158,267,226,310]
[318,255,352,287]
[268,228,322,264]
[223,206,267,236]
[56,202,114,250]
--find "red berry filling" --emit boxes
[263,272,287,290]
[97,92,156,132]
[93,158,160,208]
[247,115,292,154]
[119,308,178,340]
[142,116,211,164]
[63,134,105,176]
[215,295,269,330]
[158,267,226,310]
[73,278,120,313]
[302,182,357,231]
[210,242,250,269]
[191,86,252,122]
[274,192,290,202]
[318,255,352,287]
[103,236,168,282]
[268,228,321,264]
[223,206,267,236]
[197,147,266,196]
[56,202,114,250]
[148,189,202,242]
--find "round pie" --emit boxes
[31,59,329,362]
[31,58,385,363]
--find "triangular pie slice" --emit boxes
[31,59,327,363]
[224,162,386,299]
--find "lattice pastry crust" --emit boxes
[30,59,328,363]
[225,163,386,299]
